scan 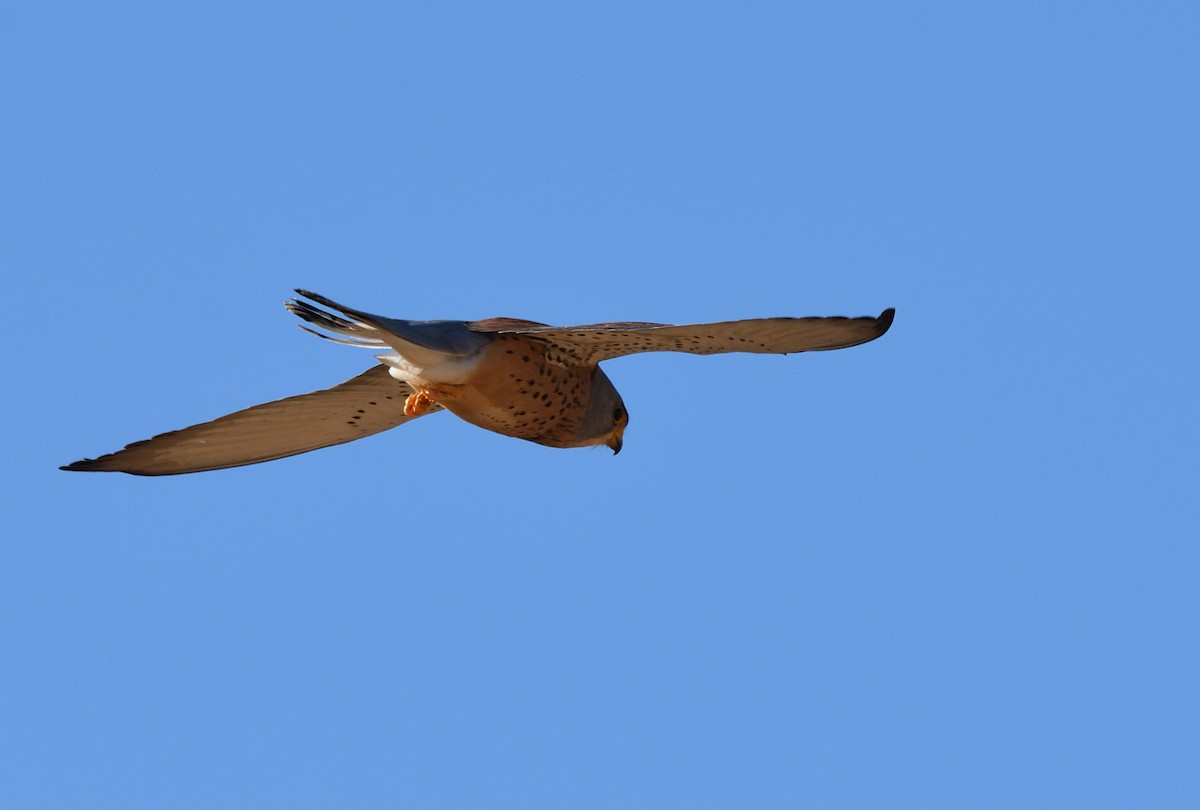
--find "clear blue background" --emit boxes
[3,2,1197,807]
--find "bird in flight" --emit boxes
[62,290,895,475]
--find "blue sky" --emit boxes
[3,2,1197,807]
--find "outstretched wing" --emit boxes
[485,308,895,364]
[61,365,432,476]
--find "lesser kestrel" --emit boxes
[62,290,895,475]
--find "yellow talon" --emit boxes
[403,385,461,417]
[404,391,434,417]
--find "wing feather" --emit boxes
[61,365,430,476]
[489,309,895,364]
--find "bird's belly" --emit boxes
[443,365,590,447]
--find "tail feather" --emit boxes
[294,323,382,348]
[285,295,387,347]
[286,290,491,365]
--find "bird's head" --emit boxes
[580,367,628,455]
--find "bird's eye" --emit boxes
[613,406,626,424]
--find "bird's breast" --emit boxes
[442,337,594,446]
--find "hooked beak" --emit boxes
[606,432,623,455]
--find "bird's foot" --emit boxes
[403,385,460,417]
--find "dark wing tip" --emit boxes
[61,458,107,473]
[61,459,158,475]
[876,307,896,336]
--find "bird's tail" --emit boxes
[285,290,388,348]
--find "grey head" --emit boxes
[575,366,628,454]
